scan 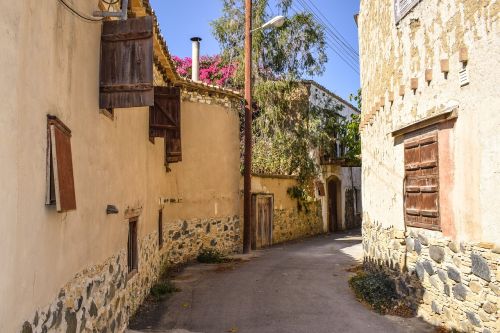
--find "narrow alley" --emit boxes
[129,232,433,333]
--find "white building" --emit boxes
[303,81,362,232]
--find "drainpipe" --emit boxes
[191,37,202,82]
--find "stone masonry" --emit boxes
[363,217,500,333]
[272,201,323,244]
[19,216,240,333]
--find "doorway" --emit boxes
[251,194,273,249]
[327,178,340,232]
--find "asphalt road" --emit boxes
[129,231,434,333]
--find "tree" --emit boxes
[211,0,328,85]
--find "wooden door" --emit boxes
[328,180,338,232]
[252,195,273,249]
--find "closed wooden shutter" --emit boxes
[46,115,76,212]
[149,86,182,163]
[99,16,154,109]
[404,131,440,230]
[394,0,421,23]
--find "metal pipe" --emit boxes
[92,0,129,20]
[243,0,252,254]
[121,0,128,20]
[191,37,202,82]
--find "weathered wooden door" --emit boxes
[328,179,338,232]
[251,194,273,249]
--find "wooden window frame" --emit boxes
[46,115,76,212]
[127,218,138,275]
[404,128,441,231]
[394,0,422,24]
[149,86,182,164]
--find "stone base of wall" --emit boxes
[273,201,324,244]
[19,216,240,333]
[362,218,500,333]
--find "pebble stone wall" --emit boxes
[19,216,241,333]
[272,201,324,244]
[363,218,500,333]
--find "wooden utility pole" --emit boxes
[243,0,252,254]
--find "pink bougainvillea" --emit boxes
[172,55,237,87]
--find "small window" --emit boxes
[394,0,421,23]
[355,188,362,214]
[46,115,76,212]
[404,130,440,230]
[158,209,164,249]
[149,86,182,164]
[128,219,138,274]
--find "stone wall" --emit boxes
[272,201,323,244]
[19,216,240,333]
[363,218,500,333]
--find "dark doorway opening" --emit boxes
[328,178,340,232]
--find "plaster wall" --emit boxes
[318,166,362,232]
[358,0,500,242]
[245,176,324,244]
[0,1,241,331]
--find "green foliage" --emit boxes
[150,280,180,301]
[287,185,313,212]
[212,1,360,196]
[197,248,230,264]
[211,0,328,86]
[349,271,398,314]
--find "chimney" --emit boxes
[190,37,202,82]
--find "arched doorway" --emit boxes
[327,177,341,232]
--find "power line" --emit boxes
[57,0,103,22]
[289,3,359,74]
[302,0,358,56]
[295,0,358,63]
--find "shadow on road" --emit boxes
[129,230,433,333]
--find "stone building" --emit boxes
[305,81,362,233]
[246,81,362,249]
[358,0,499,331]
[1,1,243,332]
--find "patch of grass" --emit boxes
[196,248,230,264]
[150,280,180,301]
[349,271,398,314]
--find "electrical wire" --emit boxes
[57,0,103,22]
[101,0,120,5]
[302,0,358,56]
[290,1,359,75]
[295,0,358,63]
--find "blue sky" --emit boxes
[150,0,360,100]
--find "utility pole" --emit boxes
[243,0,253,254]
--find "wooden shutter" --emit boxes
[46,115,76,212]
[404,131,439,230]
[100,16,154,109]
[315,181,326,196]
[394,0,421,23]
[149,86,182,163]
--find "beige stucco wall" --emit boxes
[0,1,241,331]
[359,0,500,243]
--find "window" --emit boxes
[394,0,421,23]
[99,16,154,109]
[149,86,182,164]
[158,209,164,249]
[355,188,362,215]
[404,130,440,230]
[128,219,138,274]
[46,115,76,212]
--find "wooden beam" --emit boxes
[391,108,458,137]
